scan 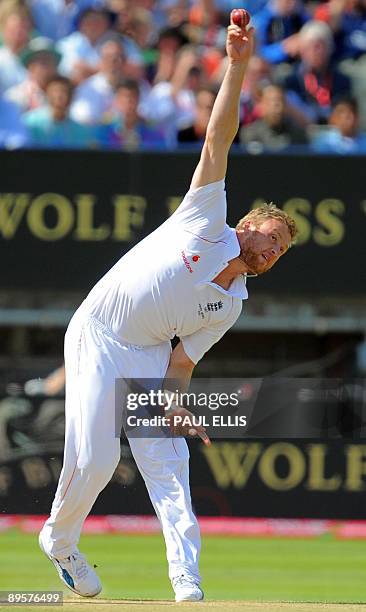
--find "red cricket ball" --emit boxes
[231,8,250,28]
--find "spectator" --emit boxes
[108,0,167,33]
[0,0,362,153]
[209,0,267,17]
[253,0,309,65]
[239,55,272,125]
[152,26,188,86]
[315,0,366,62]
[187,0,227,80]
[0,5,33,92]
[311,96,366,152]
[144,46,205,143]
[178,86,217,144]
[99,78,168,149]
[0,92,28,149]
[23,75,95,148]
[158,0,189,28]
[240,84,308,151]
[57,8,113,84]
[24,364,66,396]
[27,0,107,42]
[5,37,60,112]
[110,6,153,80]
[70,38,126,124]
[283,21,352,124]
[315,0,366,129]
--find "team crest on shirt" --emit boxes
[198,301,224,319]
[205,301,223,312]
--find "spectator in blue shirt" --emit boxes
[27,0,107,42]
[311,96,366,152]
[0,94,28,149]
[213,0,267,17]
[98,78,168,149]
[70,38,126,125]
[23,75,95,148]
[334,2,366,61]
[57,8,113,84]
[314,0,366,61]
[253,0,309,64]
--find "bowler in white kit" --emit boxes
[39,15,297,602]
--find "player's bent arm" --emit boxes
[164,341,195,394]
[163,341,211,446]
[190,25,254,190]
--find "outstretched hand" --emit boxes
[226,15,255,64]
[166,406,211,446]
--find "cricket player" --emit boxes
[39,13,297,603]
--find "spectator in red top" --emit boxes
[283,21,351,124]
[315,0,366,130]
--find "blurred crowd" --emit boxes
[0,0,366,153]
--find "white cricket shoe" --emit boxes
[39,531,102,597]
[172,574,204,602]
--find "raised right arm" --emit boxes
[190,17,255,190]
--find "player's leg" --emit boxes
[122,342,202,600]
[129,435,202,592]
[40,316,122,595]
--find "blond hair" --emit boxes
[236,203,298,244]
[0,0,32,27]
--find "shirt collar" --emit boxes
[226,226,241,259]
[207,275,248,300]
[204,227,248,300]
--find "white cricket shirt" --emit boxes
[82,180,247,363]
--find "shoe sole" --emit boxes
[175,597,204,602]
[175,588,204,602]
[38,531,101,598]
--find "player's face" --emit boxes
[239,219,291,275]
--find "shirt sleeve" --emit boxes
[169,179,227,241]
[180,301,242,364]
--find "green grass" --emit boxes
[1,531,366,603]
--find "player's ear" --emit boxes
[241,220,254,232]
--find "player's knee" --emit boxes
[80,444,120,481]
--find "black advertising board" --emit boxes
[0,150,365,295]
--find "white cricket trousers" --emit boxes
[41,312,201,583]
